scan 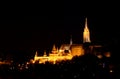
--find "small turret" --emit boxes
[52,44,57,54]
[43,50,47,57]
[35,51,38,57]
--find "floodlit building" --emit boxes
[30,18,110,64]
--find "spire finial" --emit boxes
[85,17,88,29]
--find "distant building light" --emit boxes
[18,64,20,67]
[104,52,111,57]
[97,55,102,59]
[110,70,113,73]
[25,66,28,69]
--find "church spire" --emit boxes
[35,51,38,57]
[52,44,56,51]
[70,35,73,45]
[34,51,38,61]
[83,18,91,43]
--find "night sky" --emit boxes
[0,1,119,56]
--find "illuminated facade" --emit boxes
[31,44,73,64]
[30,18,110,64]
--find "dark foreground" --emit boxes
[0,54,119,79]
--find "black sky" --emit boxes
[0,1,119,54]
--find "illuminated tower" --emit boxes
[35,51,38,57]
[34,51,38,61]
[83,18,91,43]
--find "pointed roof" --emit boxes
[35,51,38,56]
[85,18,88,28]
[56,47,59,52]
[52,44,57,51]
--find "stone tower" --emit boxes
[83,18,91,43]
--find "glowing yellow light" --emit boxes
[59,49,63,52]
